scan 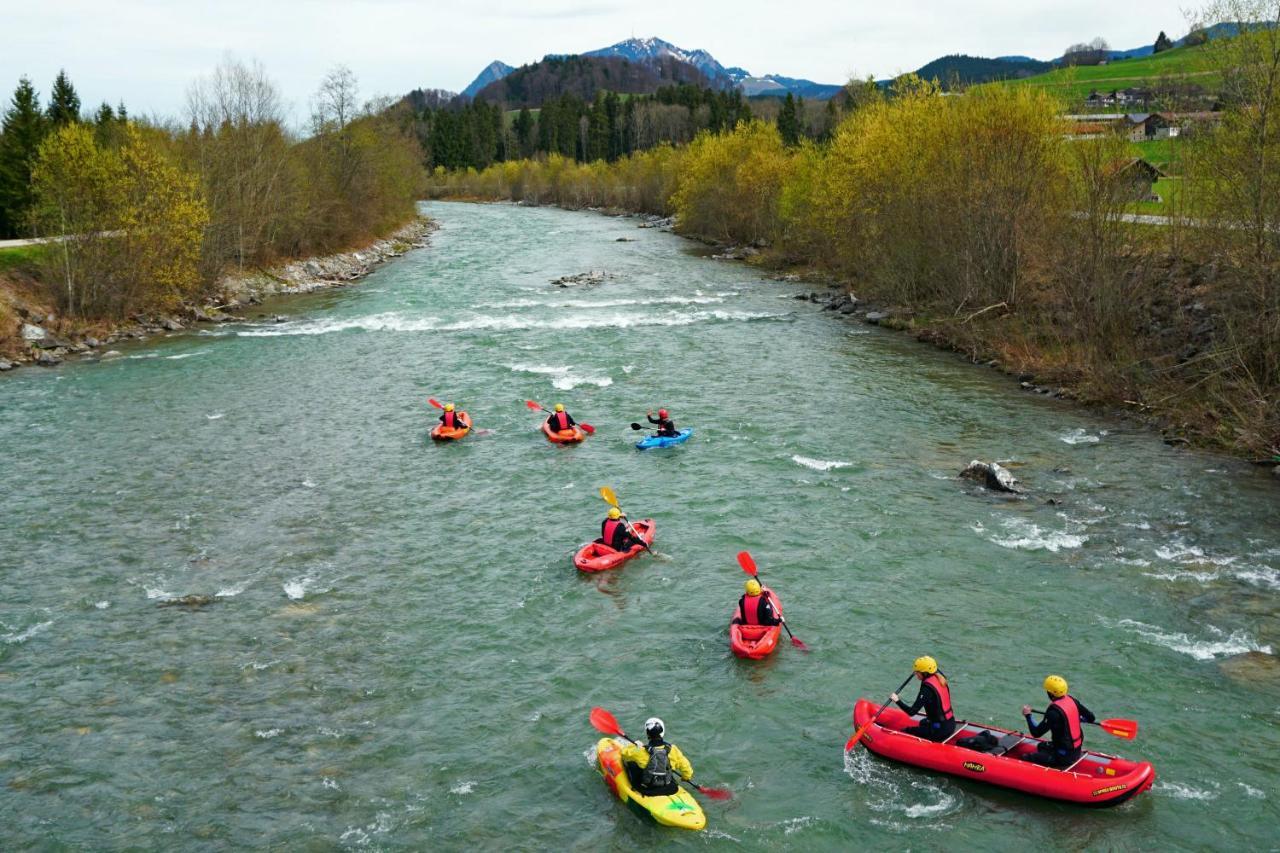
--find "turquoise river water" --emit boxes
[1,201,1277,850]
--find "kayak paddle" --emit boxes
[524,399,594,434]
[735,551,808,652]
[598,486,654,554]
[428,398,444,409]
[845,673,916,752]
[588,707,732,801]
[1031,710,1139,740]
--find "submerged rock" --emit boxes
[551,270,611,288]
[157,594,222,609]
[960,460,1022,493]
[1218,651,1280,687]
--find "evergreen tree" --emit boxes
[0,77,49,236]
[513,107,534,158]
[1154,31,1175,53]
[777,92,800,146]
[822,98,839,141]
[116,100,128,123]
[47,69,81,125]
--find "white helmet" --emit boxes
[644,717,664,737]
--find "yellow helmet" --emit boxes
[1044,675,1068,698]
[554,403,564,412]
[444,403,454,412]
[607,507,621,520]
[913,656,938,675]
[745,579,762,596]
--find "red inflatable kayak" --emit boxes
[573,520,655,573]
[430,412,471,441]
[729,588,783,659]
[850,698,1155,807]
[543,422,586,443]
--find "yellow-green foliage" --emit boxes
[671,121,792,245]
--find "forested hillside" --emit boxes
[473,55,711,107]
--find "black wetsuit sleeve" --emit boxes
[647,415,660,425]
[896,684,931,716]
[1075,699,1096,725]
[565,414,576,426]
[1027,706,1060,739]
[760,597,780,625]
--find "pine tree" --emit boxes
[513,107,534,158]
[777,92,800,146]
[1154,31,1175,53]
[47,69,81,125]
[0,77,49,236]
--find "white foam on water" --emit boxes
[552,373,612,390]
[216,582,248,598]
[254,728,283,739]
[450,781,475,795]
[302,479,317,488]
[1155,543,1237,566]
[902,784,958,818]
[792,455,852,472]
[144,586,172,600]
[1234,565,1280,591]
[233,308,785,337]
[1143,569,1219,584]
[323,777,340,790]
[1237,782,1265,799]
[1155,780,1220,801]
[1109,618,1273,660]
[165,351,205,360]
[509,363,569,375]
[622,364,634,373]
[1060,428,1101,445]
[779,816,818,835]
[206,412,224,420]
[2,620,53,644]
[474,293,732,310]
[94,601,110,609]
[283,576,323,600]
[988,517,1087,552]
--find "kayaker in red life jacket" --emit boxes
[1021,675,1096,767]
[545,402,577,431]
[597,507,642,551]
[620,717,694,796]
[732,579,781,626]
[646,408,678,437]
[890,656,956,742]
[438,402,464,429]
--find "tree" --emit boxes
[0,77,48,236]
[312,64,360,133]
[513,107,535,157]
[1183,24,1210,46]
[1154,30,1176,52]
[1063,38,1111,66]
[47,69,81,125]
[777,92,801,146]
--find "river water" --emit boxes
[1,201,1277,849]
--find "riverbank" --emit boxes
[0,217,436,372]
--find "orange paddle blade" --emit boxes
[525,400,543,411]
[580,423,595,434]
[1099,718,1138,739]
[428,398,443,409]
[844,720,873,752]
[736,551,758,576]
[589,707,625,738]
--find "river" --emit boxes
[1,201,1276,849]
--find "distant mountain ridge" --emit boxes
[462,61,515,99]
[471,54,710,107]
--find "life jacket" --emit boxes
[923,674,955,722]
[602,518,625,548]
[740,592,766,625]
[554,411,569,431]
[642,742,675,790]
[442,411,457,429]
[1052,695,1084,751]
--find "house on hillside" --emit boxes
[1107,158,1168,201]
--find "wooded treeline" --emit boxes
[0,61,424,318]
[436,0,1280,458]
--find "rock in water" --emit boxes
[960,460,1021,493]
[157,594,221,609]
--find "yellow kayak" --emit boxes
[595,737,706,830]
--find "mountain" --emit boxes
[462,61,515,99]
[472,54,710,107]
[582,37,736,88]
[913,54,1052,88]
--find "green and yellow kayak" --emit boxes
[594,737,706,831]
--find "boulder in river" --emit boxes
[34,350,63,366]
[1218,651,1280,688]
[157,594,221,610]
[0,360,12,371]
[551,270,611,288]
[960,460,1022,493]
[20,323,45,341]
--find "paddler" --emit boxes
[438,402,465,430]
[889,656,956,742]
[1020,675,1096,767]
[621,717,695,796]
[546,403,577,433]
[646,408,679,437]
[598,507,643,552]
[732,578,781,626]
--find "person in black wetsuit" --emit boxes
[731,579,782,626]
[597,507,642,551]
[438,403,465,429]
[1021,674,1096,768]
[646,408,678,437]
[890,655,956,742]
[545,403,577,431]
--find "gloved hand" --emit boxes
[889,693,899,703]
[1021,705,1033,716]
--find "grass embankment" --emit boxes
[1004,45,1220,103]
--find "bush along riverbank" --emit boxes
[431,60,1280,465]
[0,217,434,371]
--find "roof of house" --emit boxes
[1107,157,1169,179]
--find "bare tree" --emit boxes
[312,65,360,134]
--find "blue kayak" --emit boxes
[636,428,693,450]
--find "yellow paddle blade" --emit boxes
[599,486,619,507]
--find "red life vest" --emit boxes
[602,519,624,548]
[1052,696,1084,750]
[554,411,569,430]
[923,674,955,721]
[740,592,765,625]
[442,411,457,428]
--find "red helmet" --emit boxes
[658,409,669,418]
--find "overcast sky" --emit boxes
[2,0,1195,123]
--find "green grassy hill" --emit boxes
[1003,45,1219,104]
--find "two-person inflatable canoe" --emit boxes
[572,520,655,573]
[636,428,693,450]
[850,699,1155,807]
[430,412,471,441]
[729,588,783,659]
[543,422,587,443]
[595,737,705,830]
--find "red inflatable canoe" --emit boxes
[572,520,655,573]
[543,422,586,443]
[430,412,471,441]
[850,698,1155,807]
[729,588,783,659]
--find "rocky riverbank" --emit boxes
[0,217,435,372]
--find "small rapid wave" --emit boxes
[983,517,1087,552]
[1155,780,1220,801]
[508,363,612,390]
[1108,618,1273,660]
[1059,428,1102,445]
[792,455,852,472]
[2,620,53,644]
[473,292,736,310]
